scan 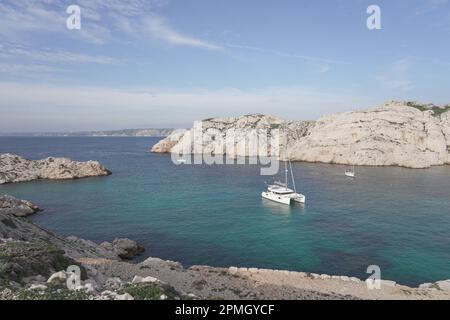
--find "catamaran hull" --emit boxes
[290,194,306,204]
[345,172,355,178]
[261,192,291,205]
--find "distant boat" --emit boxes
[177,159,186,164]
[261,160,306,205]
[345,165,356,178]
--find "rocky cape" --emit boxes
[0,154,111,184]
[151,101,450,169]
[1,195,449,300]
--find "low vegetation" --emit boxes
[405,101,450,115]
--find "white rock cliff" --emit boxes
[151,102,450,169]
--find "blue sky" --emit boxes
[1,0,450,131]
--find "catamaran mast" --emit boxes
[284,161,288,188]
[289,160,297,194]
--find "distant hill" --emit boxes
[0,128,174,137]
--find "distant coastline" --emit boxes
[0,128,174,137]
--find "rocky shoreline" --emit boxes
[1,195,449,300]
[0,154,111,185]
[152,101,450,169]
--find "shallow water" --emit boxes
[0,137,449,286]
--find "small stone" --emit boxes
[142,276,159,283]
[29,284,47,291]
[248,268,259,274]
[228,267,238,275]
[115,293,134,300]
[436,280,450,292]
[380,280,397,287]
[132,275,143,284]
[340,276,350,281]
[418,283,434,290]
[160,294,168,300]
[350,277,361,282]
[47,271,67,284]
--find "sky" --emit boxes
[1,0,450,132]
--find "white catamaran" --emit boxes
[261,160,306,205]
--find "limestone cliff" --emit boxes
[151,102,450,169]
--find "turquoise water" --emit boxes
[0,137,449,286]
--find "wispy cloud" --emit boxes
[224,43,342,73]
[0,43,118,65]
[410,0,449,16]
[0,0,221,51]
[276,52,343,73]
[142,16,223,50]
[0,1,110,44]
[0,63,65,74]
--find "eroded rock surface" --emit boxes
[152,102,450,168]
[0,154,111,184]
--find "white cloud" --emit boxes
[0,0,221,50]
[142,16,223,50]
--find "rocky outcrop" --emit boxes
[0,154,111,184]
[150,129,187,153]
[99,238,145,260]
[0,196,143,262]
[0,195,40,217]
[152,101,450,169]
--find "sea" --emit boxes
[0,136,449,286]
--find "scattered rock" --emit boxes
[131,275,160,285]
[380,280,397,287]
[140,257,182,270]
[436,280,450,292]
[0,195,40,217]
[115,293,134,300]
[47,271,67,284]
[29,284,47,291]
[228,267,238,275]
[100,238,145,260]
[418,283,434,290]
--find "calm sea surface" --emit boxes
[0,137,449,286]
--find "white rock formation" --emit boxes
[151,129,188,153]
[151,102,450,169]
[0,154,111,184]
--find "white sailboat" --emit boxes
[345,164,356,178]
[261,160,306,205]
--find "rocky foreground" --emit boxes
[1,195,449,300]
[0,154,111,184]
[152,101,450,169]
